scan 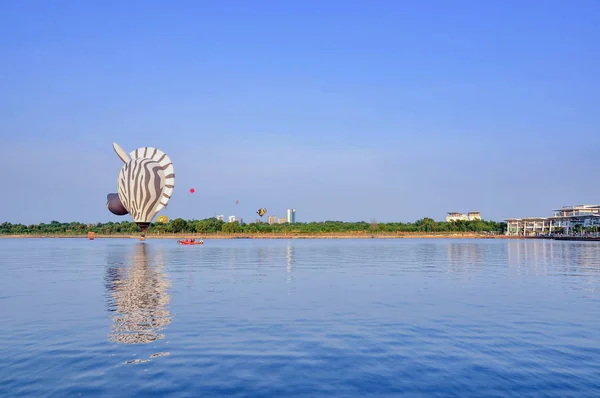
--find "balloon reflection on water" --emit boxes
[106,244,172,344]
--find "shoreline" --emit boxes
[0,233,521,240]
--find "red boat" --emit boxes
[178,239,204,245]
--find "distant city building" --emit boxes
[278,218,287,224]
[215,215,224,221]
[446,211,481,222]
[286,208,296,223]
[267,215,277,225]
[228,215,236,223]
[506,204,600,236]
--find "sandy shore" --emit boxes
[1,233,521,240]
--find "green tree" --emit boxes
[168,218,188,233]
[222,222,241,233]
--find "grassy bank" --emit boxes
[0,232,519,240]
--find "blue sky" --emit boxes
[1,0,599,224]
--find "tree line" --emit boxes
[0,217,507,235]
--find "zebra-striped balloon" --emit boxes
[112,143,175,225]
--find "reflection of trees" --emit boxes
[105,244,171,344]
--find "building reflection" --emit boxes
[284,244,295,296]
[286,244,294,271]
[507,240,549,275]
[507,239,600,277]
[446,243,484,272]
[105,243,172,344]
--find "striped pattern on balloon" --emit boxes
[117,158,167,223]
[127,146,175,213]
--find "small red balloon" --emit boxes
[190,188,195,194]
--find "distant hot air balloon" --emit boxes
[256,208,267,217]
[236,199,239,205]
[109,142,175,241]
[190,188,195,194]
[156,215,168,224]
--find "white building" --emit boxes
[215,215,224,221]
[505,204,600,236]
[286,208,296,223]
[446,211,481,222]
[228,215,236,223]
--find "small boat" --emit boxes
[178,239,204,245]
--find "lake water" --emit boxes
[1,238,600,397]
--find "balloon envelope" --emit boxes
[111,143,175,225]
[107,193,128,216]
[117,158,166,223]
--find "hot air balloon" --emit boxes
[190,188,195,194]
[156,215,168,224]
[109,142,175,241]
[256,208,267,217]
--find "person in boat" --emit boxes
[191,238,195,243]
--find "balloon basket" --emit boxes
[137,222,150,242]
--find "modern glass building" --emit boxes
[286,208,296,223]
